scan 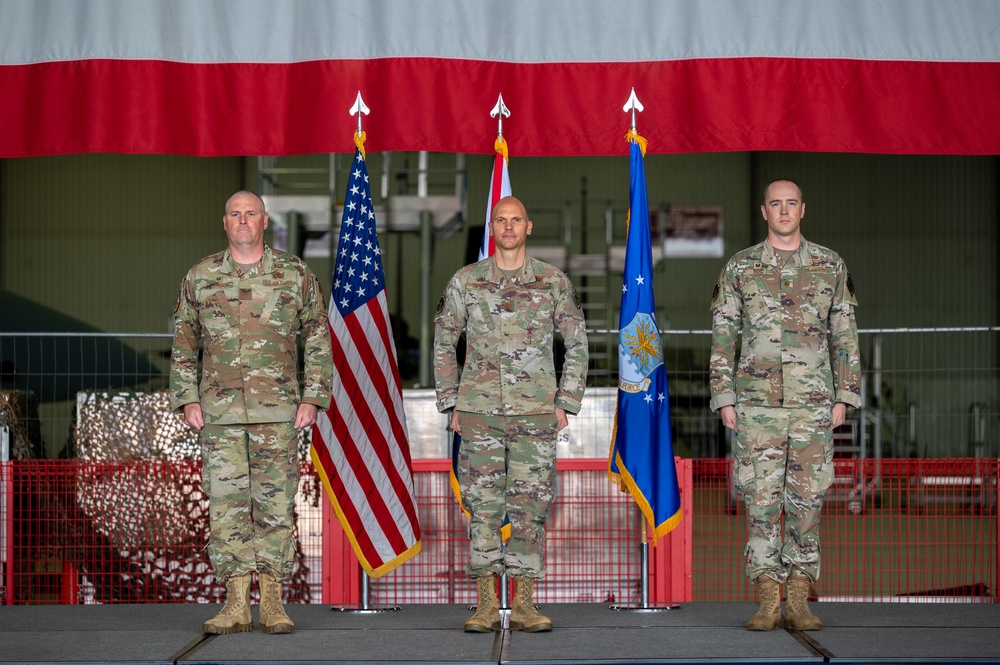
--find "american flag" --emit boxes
[311,147,422,577]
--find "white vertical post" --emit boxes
[1,432,12,605]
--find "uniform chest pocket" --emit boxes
[260,287,299,334]
[737,273,779,311]
[464,294,496,332]
[521,295,552,335]
[804,271,836,318]
[200,291,237,341]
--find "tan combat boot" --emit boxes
[785,570,822,630]
[203,573,253,634]
[510,577,552,632]
[746,576,782,631]
[258,572,295,634]
[464,576,501,632]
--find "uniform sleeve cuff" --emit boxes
[709,393,736,411]
[555,395,582,415]
[835,391,863,409]
[301,396,331,410]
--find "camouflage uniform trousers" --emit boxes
[456,411,558,578]
[732,405,834,584]
[200,421,300,583]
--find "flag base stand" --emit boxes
[329,569,402,613]
[330,605,401,614]
[609,602,680,611]
[608,517,681,612]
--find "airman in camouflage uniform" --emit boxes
[171,191,332,635]
[710,179,860,631]
[434,196,588,632]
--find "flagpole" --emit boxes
[609,89,679,613]
[491,92,514,613]
[327,91,402,615]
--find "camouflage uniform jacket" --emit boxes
[709,237,861,411]
[434,255,589,416]
[170,245,333,424]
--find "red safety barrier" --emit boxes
[0,458,995,604]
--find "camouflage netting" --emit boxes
[75,391,199,460]
[29,390,317,603]
[0,390,41,459]
[75,390,310,460]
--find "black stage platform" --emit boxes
[2,602,999,665]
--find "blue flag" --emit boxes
[608,134,682,541]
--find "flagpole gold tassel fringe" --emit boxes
[494,136,509,162]
[355,130,367,160]
[625,129,647,156]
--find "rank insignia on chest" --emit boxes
[239,288,252,300]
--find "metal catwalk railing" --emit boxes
[3,328,999,461]
[1,458,995,605]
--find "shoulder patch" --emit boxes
[847,272,856,297]
[710,281,726,310]
[572,286,582,310]
[436,295,445,314]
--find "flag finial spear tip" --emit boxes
[350,91,370,135]
[490,93,511,137]
[623,88,644,133]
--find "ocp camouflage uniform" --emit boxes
[434,255,588,577]
[171,245,332,582]
[710,237,860,584]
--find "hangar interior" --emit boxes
[1,150,997,459]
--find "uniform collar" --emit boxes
[761,237,812,267]
[485,254,536,285]
[221,244,275,276]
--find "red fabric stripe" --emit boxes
[364,299,416,469]
[367,297,405,398]
[490,153,504,206]
[332,310,413,550]
[311,418,384,569]
[486,152,505,255]
[342,303,420,529]
[2,57,999,156]
[325,314,410,559]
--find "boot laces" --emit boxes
[516,579,541,614]
[788,578,812,615]
[261,577,289,618]
[219,578,247,616]
[477,578,495,605]
[756,578,780,614]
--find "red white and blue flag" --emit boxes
[312,142,422,577]
[477,137,511,261]
[451,135,513,539]
[4,1,999,158]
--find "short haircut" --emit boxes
[225,190,266,214]
[762,178,803,204]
